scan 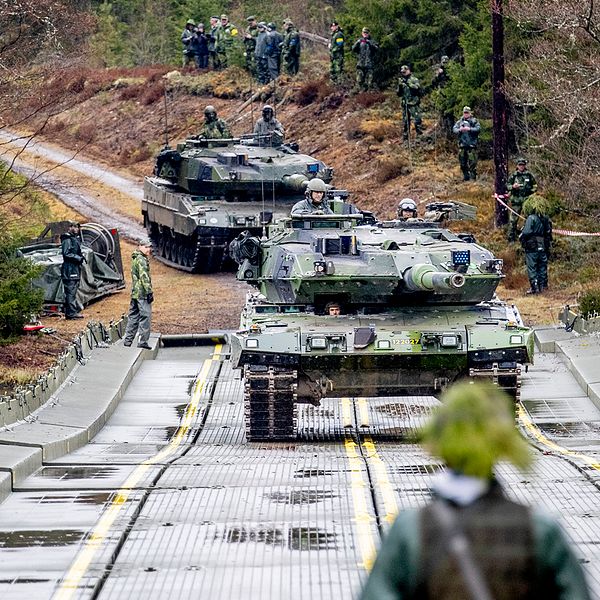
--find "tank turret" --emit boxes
[229,209,533,441]
[142,135,334,273]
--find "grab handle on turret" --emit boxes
[403,264,466,292]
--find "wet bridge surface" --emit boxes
[0,344,599,599]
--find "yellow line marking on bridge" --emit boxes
[53,345,222,600]
[518,404,600,471]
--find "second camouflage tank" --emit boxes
[143,134,333,272]
[229,206,534,440]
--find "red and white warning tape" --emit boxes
[493,193,600,237]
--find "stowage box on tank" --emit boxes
[142,135,333,273]
[229,210,534,440]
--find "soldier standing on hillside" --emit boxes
[431,55,450,89]
[254,22,269,83]
[266,22,283,81]
[243,16,259,76]
[519,195,552,294]
[199,105,231,139]
[452,106,481,181]
[329,21,345,83]
[352,27,378,91]
[397,65,424,140]
[282,20,301,76]
[216,14,238,69]
[190,23,209,69]
[181,19,196,67]
[506,158,538,242]
[208,16,221,70]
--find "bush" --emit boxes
[376,155,412,182]
[579,289,600,320]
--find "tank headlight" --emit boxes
[198,219,207,225]
[309,337,328,349]
[377,340,391,349]
[229,170,238,180]
[314,260,326,274]
[244,269,255,279]
[245,338,259,348]
[441,335,459,348]
[236,216,246,225]
[510,335,523,345]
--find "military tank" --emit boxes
[142,134,333,272]
[229,206,534,440]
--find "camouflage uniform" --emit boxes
[123,247,153,348]
[201,117,231,139]
[216,17,239,69]
[329,25,345,83]
[208,18,221,69]
[291,198,333,215]
[254,24,269,83]
[282,22,301,76]
[452,108,481,180]
[397,67,424,139]
[181,21,196,67]
[506,164,538,242]
[352,30,378,91]
[243,18,259,75]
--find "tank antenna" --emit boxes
[163,86,169,148]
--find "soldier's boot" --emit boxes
[470,169,477,181]
[462,170,470,181]
[525,280,539,294]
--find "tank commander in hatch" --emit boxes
[254,105,284,145]
[291,178,333,215]
[397,198,419,221]
[199,105,231,139]
[326,302,342,316]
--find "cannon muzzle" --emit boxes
[403,264,466,292]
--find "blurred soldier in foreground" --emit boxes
[282,20,301,76]
[61,221,84,319]
[329,21,345,83]
[520,195,552,294]
[507,157,538,242]
[208,16,221,70]
[360,381,591,600]
[181,19,197,67]
[254,105,284,144]
[397,198,418,221]
[123,240,154,350]
[397,65,424,140]
[291,178,333,215]
[199,105,231,139]
[453,106,480,181]
[352,27,378,91]
[243,16,258,76]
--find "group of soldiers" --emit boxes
[181,16,301,83]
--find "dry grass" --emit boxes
[376,155,412,182]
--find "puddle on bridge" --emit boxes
[294,469,334,478]
[387,464,442,475]
[36,492,113,505]
[265,489,338,504]
[375,402,432,417]
[539,422,600,437]
[221,526,338,550]
[0,529,83,548]
[35,466,119,480]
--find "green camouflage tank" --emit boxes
[143,135,333,272]
[229,205,534,440]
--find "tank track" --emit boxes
[469,363,522,401]
[243,365,298,441]
[148,226,228,274]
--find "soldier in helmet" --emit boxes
[282,19,301,76]
[397,65,424,140]
[397,198,418,221]
[360,381,591,600]
[181,19,197,67]
[199,105,231,139]
[291,178,333,215]
[506,157,538,242]
[352,27,378,91]
[519,195,552,294]
[253,105,284,145]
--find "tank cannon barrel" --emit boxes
[281,173,309,193]
[403,264,465,292]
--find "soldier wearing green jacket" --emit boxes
[519,195,552,294]
[243,16,259,75]
[452,106,481,181]
[507,157,538,242]
[352,27,378,91]
[216,14,239,69]
[397,65,424,140]
[199,105,231,139]
[329,21,345,83]
[282,20,301,76]
[360,381,591,600]
[123,241,154,349]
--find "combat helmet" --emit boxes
[204,105,217,121]
[306,178,328,202]
[397,197,417,218]
[262,105,274,118]
[516,157,528,165]
[186,18,196,26]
